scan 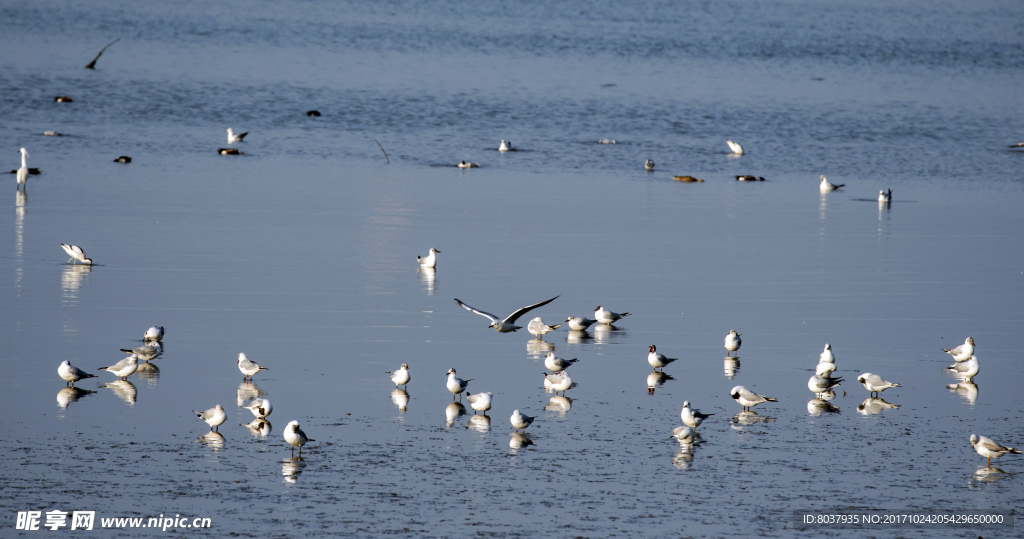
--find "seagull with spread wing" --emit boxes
[453,295,559,332]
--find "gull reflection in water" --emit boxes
[857,397,900,415]
[724,357,740,379]
[15,190,26,259]
[134,361,160,386]
[947,382,978,405]
[102,380,137,406]
[242,419,272,438]
[417,267,436,295]
[509,433,534,453]
[445,401,466,427]
[282,457,306,483]
[466,414,491,432]
[56,387,97,410]
[391,388,409,413]
[196,431,225,452]
[566,329,591,344]
[672,446,695,470]
[237,381,263,407]
[646,371,674,394]
[544,396,573,416]
[969,466,1007,487]
[591,324,627,344]
[807,398,841,416]
[526,337,556,357]
[730,410,775,430]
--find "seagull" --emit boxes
[387,363,410,388]
[943,337,975,362]
[735,175,765,181]
[726,140,744,155]
[970,434,1021,468]
[815,361,837,378]
[673,176,704,182]
[237,353,268,381]
[60,244,93,265]
[284,420,314,457]
[218,148,241,155]
[819,175,845,192]
[226,128,248,144]
[647,345,677,371]
[120,341,161,361]
[144,326,164,342]
[644,159,655,171]
[671,425,695,444]
[544,352,578,373]
[946,355,980,382]
[724,330,741,355]
[417,248,440,268]
[598,138,616,144]
[527,317,560,339]
[98,354,138,381]
[819,344,835,363]
[857,373,900,397]
[244,397,273,418]
[193,404,226,432]
[457,161,479,168]
[446,368,471,400]
[808,374,844,397]
[565,315,597,331]
[681,401,714,430]
[454,295,559,333]
[594,305,629,324]
[58,360,97,387]
[510,409,534,432]
[467,392,492,414]
[1008,142,1024,148]
[878,189,892,203]
[498,140,513,152]
[542,372,573,395]
[16,148,29,190]
[54,96,73,103]
[730,385,777,411]
[113,155,132,163]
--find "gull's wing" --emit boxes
[503,295,560,324]
[85,38,120,69]
[454,299,501,324]
[978,436,1010,452]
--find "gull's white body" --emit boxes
[446,368,470,399]
[970,434,1021,467]
[237,353,268,380]
[594,305,629,325]
[16,148,28,189]
[644,159,655,171]
[58,360,96,386]
[566,316,597,331]
[815,361,837,377]
[454,295,559,333]
[527,317,560,338]
[467,392,492,414]
[724,330,741,355]
[878,189,892,203]
[284,420,313,456]
[510,409,534,432]
[417,248,440,268]
[144,326,164,342]
[943,337,975,362]
[730,385,777,410]
[498,140,512,152]
[245,397,273,418]
[726,140,744,155]
[544,352,578,373]
[647,345,677,371]
[857,373,900,396]
[947,355,980,382]
[543,372,573,395]
[681,401,713,429]
[457,161,479,168]
[226,128,248,144]
[819,344,835,363]
[388,363,410,387]
[808,374,843,396]
[60,243,93,265]
[819,175,845,192]
[99,354,138,380]
[194,404,226,431]
[672,425,695,444]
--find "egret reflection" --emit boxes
[807,398,841,416]
[242,418,272,438]
[544,396,573,416]
[445,401,466,427]
[102,380,137,406]
[196,431,225,451]
[390,388,409,412]
[56,387,96,410]
[466,414,491,432]
[857,397,900,415]
[947,382,978,405]
[282,457,306,483]
[646,371,674,394]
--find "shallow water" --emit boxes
[2,0,1024,536]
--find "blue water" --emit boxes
[2,0,1023,536]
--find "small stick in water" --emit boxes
[374,138,390,164]
[85,38,121,69]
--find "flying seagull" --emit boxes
[454,295,559,332]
